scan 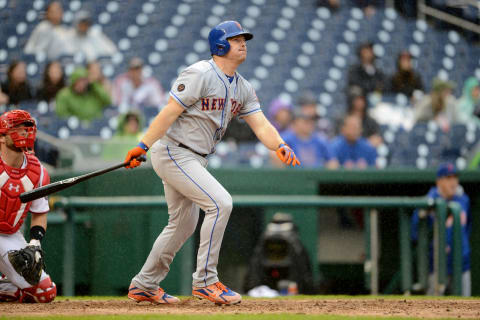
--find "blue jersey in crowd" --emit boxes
[330,135,377,168]
[282,130,333,168]
[411,186,471,274]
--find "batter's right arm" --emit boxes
[125,97,184,168]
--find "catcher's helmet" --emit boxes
[208,21,253,56]
[0,109,37,150]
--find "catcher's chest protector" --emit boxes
[0,154,41,234]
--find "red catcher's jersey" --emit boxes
[0,154,50,234]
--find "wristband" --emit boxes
[137,141,149,152]
[30,225,46,242]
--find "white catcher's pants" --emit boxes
[131,137,233,290]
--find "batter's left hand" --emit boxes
[276,143,300,167]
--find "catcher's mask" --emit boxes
[0,109,37,152]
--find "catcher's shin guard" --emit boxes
[20,276,56,303]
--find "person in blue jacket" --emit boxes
[411,163,471,296]
[330,115,377,168]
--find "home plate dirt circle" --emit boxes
[1,297,480,318]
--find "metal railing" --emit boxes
[52,195,463,296]
[417,0,480,34]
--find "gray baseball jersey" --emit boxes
[131,58,262,291]
[167,58,261,155]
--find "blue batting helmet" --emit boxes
[208,21,253,56]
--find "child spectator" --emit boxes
[36,61,65,103]
[102,111,144,160]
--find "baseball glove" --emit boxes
[7,245,45,286]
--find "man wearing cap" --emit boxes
[330,115,377,169]
[60,10,117,61]
[411,163,471,296]
[112,57,165,113]
[24,1,70,60]
[274,109,337,168]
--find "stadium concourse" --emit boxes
[0,0,479,170]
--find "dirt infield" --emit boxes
[1,297,480,318]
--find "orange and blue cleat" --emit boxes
[128,284,180,304]
[192,282,241,305]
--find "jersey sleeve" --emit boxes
[238,81,261,118]
[169,67,204,108]
[29,165,50,214]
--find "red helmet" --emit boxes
[0,110,37,151]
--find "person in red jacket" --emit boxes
[0,109,56,303]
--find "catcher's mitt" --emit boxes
[7,245,45,286]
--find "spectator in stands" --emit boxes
[457,77,480,126]
[55,67,111,121]
[115,111,144,139]
[267,98,293,134]
[1,60,34,106]
[316,0,340,11]
[354,0,383,18]
[112,57,165,113]
[272,110,338,169]
[297,91,332,138]
[413,78,458,132]
[36,61,65,103]
[411,163,471,296]
[345,86,382,147]
[0,89,9,106]
[24,1,69,59]
[102,111,144,160]
[62,10,117,61]
[330,115,377,168]
[347,42,386,97]
[87,61,112,96]
[390,50,424,99]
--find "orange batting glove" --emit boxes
[125,141,148,169]
[276,143,300,167]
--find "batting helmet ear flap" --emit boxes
[215,43,229,56]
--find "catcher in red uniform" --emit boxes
[0,109,56,303]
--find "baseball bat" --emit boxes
[20,155,147,203]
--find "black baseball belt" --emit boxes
[178,143,208,158]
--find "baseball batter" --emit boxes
[125,21,300,305]
[0,110,56,303]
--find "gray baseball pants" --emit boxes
[131,137,232,290]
